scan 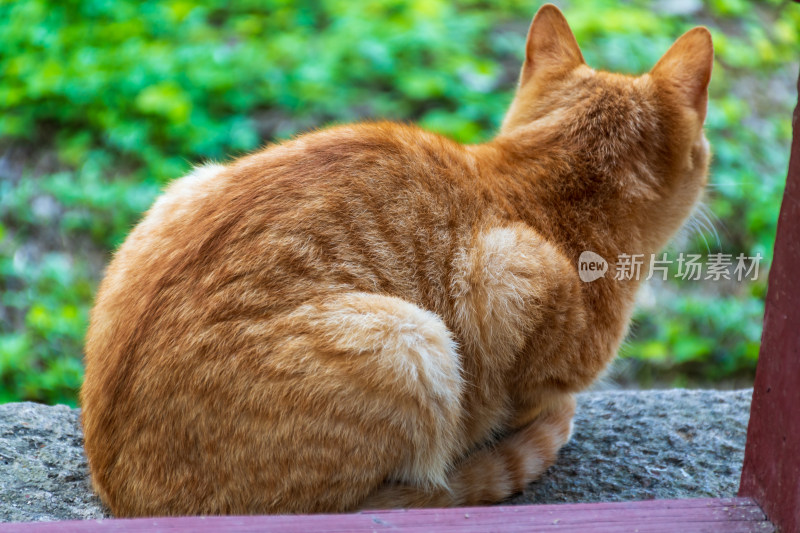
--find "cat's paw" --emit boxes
[536,393,577,448]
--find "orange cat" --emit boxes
[81,5,712,517]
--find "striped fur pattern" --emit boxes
[81,5,713,517]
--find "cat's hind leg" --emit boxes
[96,291,468,517]
[360,393,575,509]
[92,292,467,517]
[233,291,467,513]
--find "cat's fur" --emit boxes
[81,5,713,517]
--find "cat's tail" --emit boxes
[360,395,575,509]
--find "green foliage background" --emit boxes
[0,0,798,405]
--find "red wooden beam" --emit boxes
[738,68,800,532]
[1,498,772,533]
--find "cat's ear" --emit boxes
[650,27,713,121]
[520,4,584,87]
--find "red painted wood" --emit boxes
[739,68,800,533]
[1,498,773,532]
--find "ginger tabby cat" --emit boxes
[81,4,713,517]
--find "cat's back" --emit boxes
[83,121,490,405]
[119,120,478,257]
[90,121,484,324]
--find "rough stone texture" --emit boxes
[0,389,751,523]
[510,389,752,505]
[0,403,105,522]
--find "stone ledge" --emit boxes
[0,389,752,522]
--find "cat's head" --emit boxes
[501,4,713,251]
